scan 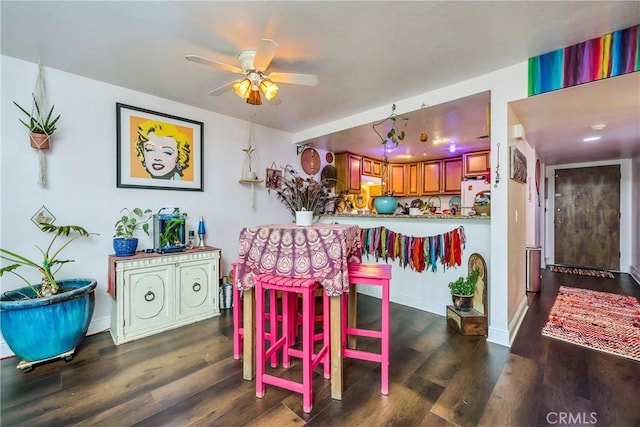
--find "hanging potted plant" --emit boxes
[0,223,97,370]
[113,207,153,257]
[372,103,409,214]
[13,95,61,150]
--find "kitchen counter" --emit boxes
[326,213,490,220]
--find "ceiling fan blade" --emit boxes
[208,80,240,96]
[253,38,279,71]
[185,55,244,74]
[268,72,319,86]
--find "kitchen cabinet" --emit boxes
[362,157,381,177]
[335,153,361,194]
[389,164,406,196]
[406,162,421,196]
[443,158,463,194]
[463,150,490,178]
[110,248,221,345]
[421,160,442,195]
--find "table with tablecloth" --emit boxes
[236,223,361,399]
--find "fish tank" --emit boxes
[154,207,188,253]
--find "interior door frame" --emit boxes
[544,159,632,273]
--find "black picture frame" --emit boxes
[116,103,204,191]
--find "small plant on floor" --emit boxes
[448,267,480,296]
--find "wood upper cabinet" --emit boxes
[463,150,490,178]
[335,153,361,194]
[406,162,421,196]
[362,157,381,177]
[443,157,463,194]
[421,160,442,195]
[389,164,406,196]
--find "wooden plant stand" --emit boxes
[16,348,75,372]
[446,253,488,336]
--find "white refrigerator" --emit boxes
[461,179,491,216]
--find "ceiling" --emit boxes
[2,2,638,165]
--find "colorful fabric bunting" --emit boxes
[358,226,466,273]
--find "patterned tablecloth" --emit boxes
[236,223,362,296]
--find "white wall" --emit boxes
[0,56,295,357]
[629,154,639,284]
[544,159,635,273]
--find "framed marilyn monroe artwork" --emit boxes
[116,103,204,191]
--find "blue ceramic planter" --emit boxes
[113,238,138,257]
[0,279,97,362]
[374,196,397,214]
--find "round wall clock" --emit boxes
[300,147,321,175]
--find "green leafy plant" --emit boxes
[13,95,61,135]
[448,267,481,296]
[372,103,409,148]
[0,224,96,298]
[159,217,186,247]
[113,208,152,240]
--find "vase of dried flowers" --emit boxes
[270,164,343,222]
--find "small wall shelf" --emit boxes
[239,179,264,184]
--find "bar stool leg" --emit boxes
[255,281,265,398]
[323,290,331,379]
[381,281,390,395]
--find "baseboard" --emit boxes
[508,295,529,346]
[357,286,446,316]
[630,265,640,286]
[487,327,510,347]
[1,314,111,360]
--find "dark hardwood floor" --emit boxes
[2,269,639,426]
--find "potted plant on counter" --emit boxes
[113,207,152,256]
[271,164,344,225]
[0,223,98,370]
[13,95,61,150]
[448,267,481,312]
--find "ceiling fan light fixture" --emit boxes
[259,79,279,101]
[247,89,262,105]
[233,78,252,99]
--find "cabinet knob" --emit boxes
[144,291,155,302]
[192,282,201,292]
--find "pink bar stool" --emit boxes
[255,273,330,414]
[343,262,392,395]
[232,263,282,367]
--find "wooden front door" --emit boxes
[554,165,620,269]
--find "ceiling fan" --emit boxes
[185,38,319,106]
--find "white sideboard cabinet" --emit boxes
[110,247,221,345]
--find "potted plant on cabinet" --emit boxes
[448,267,481,312]
[113,207,152,257]
[13,95,61,150]
[372,104,409,214]
[0,223,98,370]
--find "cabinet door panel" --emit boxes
[421,161,442,195]
[463,150,490,177]
[125,267,172,334]
[443,158,462,194]
[177,261,216,319]
[390,164,406,196]
[406,163,421,196]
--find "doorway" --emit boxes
[554,165,620,270]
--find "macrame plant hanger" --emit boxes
[31,62,49,186]
[241,113,259,209]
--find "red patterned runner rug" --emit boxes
[542,286,640,362]
[549,265,615,279]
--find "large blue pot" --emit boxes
[0,279,97,362]
[374,196,398,214]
